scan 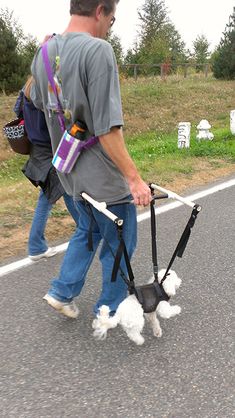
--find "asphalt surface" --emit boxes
[0,179,234,418]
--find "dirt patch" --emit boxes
[1,164,234,265]
[163,162,235,194]
[0,148,13,162]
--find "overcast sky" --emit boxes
[0,0,235,52]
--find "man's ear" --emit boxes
[95,4,104,21]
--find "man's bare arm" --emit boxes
[99,127,151,206]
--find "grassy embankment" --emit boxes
[0,74,234,260]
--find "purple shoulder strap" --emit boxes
[41,42,65,132]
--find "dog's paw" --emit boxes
[93,327,107,341]
[127,331,145,345]
[133,335,145,345]
[153,327,162,338]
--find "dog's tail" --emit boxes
[92,305,119,340]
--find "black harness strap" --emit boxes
[160,204,201,284]
[85,202,95,252]
[149,197,170,306]
[111,226,136,294]
[84,199,135,291]
[149,187,168,282]
[150,198,159,281]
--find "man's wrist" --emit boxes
[126,172,141,184]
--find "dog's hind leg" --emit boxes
[145,312,162,338]
[125,329,145,345]
[92,315,119,340]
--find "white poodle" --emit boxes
[92,269,182,346]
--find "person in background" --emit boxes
[31,0,152,318]
[14,76,79,261]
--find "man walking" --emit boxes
[31,0,151,318]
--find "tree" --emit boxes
[19,35,39,76]
[164,23,187,64]
[123,44,140,77]
[212,9,235,79]
[106,32,123,64]
[0,8,38,93]
[192,35,210,71]
[138,0,169,48]
[134,0,186,72]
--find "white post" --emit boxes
[178,122,191,149]
[230,110,235,135]
[196,119,214,141]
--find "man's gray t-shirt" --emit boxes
[31,32,130,203]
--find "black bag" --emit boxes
[3,118,30,155]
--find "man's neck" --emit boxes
[63,15,97,37]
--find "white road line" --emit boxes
[0,177,234,277]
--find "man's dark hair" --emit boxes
[70,0,119,16]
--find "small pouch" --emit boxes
[52,130,83,174]
[135,282,169,313]
[3,118,30,155]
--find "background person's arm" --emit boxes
[99,127,151,206]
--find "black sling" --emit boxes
[111,193,201,313]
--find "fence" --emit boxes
[119,63,211,80]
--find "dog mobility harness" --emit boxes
[81,185,201,313]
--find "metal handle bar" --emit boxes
[110,194,168,205]
[81,192,124,226]
[81,183,201,225]
[150,183,200,209]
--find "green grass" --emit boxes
[51,207,70,218]
[125,127,235,182]
[0,127,234,188]
[0,155,27,186]
[126,128,235,158]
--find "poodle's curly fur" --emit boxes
[92,269,182,345]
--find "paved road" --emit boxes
[0,179,234,418]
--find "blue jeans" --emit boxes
[47,198,137,314]
[28,190,79,256]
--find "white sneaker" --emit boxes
[29,247,58,261]
[43,293,79,319]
